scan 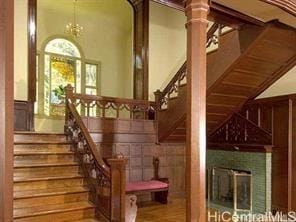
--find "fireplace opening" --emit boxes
[208,167,252,213]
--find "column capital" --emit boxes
[185,0,209,25]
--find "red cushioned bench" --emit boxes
[126,179,169,204]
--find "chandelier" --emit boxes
[65,0,83,38]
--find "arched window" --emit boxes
[37,37,100,117]
[45,38,81,57]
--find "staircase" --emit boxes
[156,21,296,142]
[13,132,100,222]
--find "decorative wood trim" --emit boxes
[28,0,37,102]
[209,112,272,145]
[0,0,14,221]
[260,0,296,16]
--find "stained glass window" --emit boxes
[37,38,99,117]
[45,38,81,57]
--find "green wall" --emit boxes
[207,150,272,213]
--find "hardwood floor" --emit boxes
[137,199,233,222]
[137,199,186,222]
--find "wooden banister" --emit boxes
[69,92,156,120]
[154,22,226,111]
[65,84,126,221]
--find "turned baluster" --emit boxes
[65,84,74,134]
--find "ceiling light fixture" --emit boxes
[65,0,83,38]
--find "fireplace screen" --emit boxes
[208,167,252,212]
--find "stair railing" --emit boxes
[64,84,126,221]
[154,22,224,111]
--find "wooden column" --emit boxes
[185,0,208,221]
[28,0,37,103]
[0,0,14,221]
[289,96,296,211]
[129,0,149,100]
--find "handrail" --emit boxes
[155,22,225,110]
[70,92,156,120]
[64,85,126,221]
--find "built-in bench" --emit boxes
[126,179,169,204]
[125,157,169,204]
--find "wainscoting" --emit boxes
[14,100,34,131]
[96,142,186,199]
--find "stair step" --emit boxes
[14,175,84,191]
[14,153,76,163]
[14,144,72,153]
[14,151,74,155]
[13,201,95,221]
[14,186,89,199]
[14,165,80,178]
[14,133,68,144]
[14,187,89,209]
[14,160,78,168]
[14,173,83,182]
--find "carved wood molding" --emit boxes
[260,0,296,16]
[209,112,272,145]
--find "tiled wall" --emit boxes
[96,143,186,198]
[207,150,272,213]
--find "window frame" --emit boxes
[36,37,101,119]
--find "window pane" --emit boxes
[50,57,75,116]
[86,64,97,87]
[44,54,50,116]
[76,60,81,93]
[45,38,80,57]
[86,88,97,95]
[35,55,39,114]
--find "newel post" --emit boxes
[185,0,209,221]
[107,157,127,222]
[64,84,74,133]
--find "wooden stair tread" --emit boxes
[13,201,95,219]
[14,174,83,182]
[14,141,71,145]
[14,131,66,136]
[14,151,74,155]
[14,161,78,168]
[14,186,88,199]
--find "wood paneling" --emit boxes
[83,117,156,134]
[260,0,296,16]
[14,100,34,131]
[0,0,14,221]
[243,95,296,212]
